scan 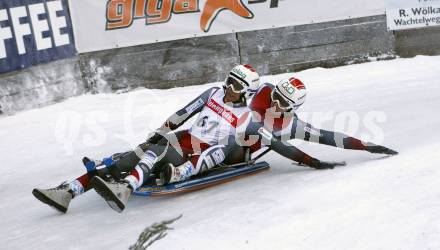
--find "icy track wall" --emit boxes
[1,14,440,115]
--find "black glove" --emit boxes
[365,145,398,155]
[309,159,346,170]
[137,132,165,151]
[146,131,165,145]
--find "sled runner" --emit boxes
[133,147,271,197]
[133,161,270,197]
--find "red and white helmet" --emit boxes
[224,64,260,99]
[271,77,307,112]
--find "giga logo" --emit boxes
[105,0,279,32]
[105,0,199,30]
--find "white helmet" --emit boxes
[224,64,260,99]
[271,77,307,112]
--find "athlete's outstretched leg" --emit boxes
[90,131,191,212]
[31,136,169,213]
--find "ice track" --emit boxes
[1,56,440,250]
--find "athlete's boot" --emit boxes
[162,162,195,185]
[32,182,74,213]
[91,176,133,213]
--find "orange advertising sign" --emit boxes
[68,0,383,53]
[104,0,273,32]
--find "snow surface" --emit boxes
[1,56,440,250]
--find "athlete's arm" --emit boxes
[147,87,220,144]
[276,116,397,154]
[258,126,345,169]
[273,115,366,149]
[236,113,344,169]
[164,87,219,130]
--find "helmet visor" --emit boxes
[271,89,294,109]
[226,76,246,93]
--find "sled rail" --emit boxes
[133,161,270,197]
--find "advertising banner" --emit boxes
[68,0,384,53]
[386,0,440,30]
[0,0,76,74]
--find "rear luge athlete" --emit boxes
[160,76,398,185]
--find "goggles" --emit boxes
[225,76,246,94]
[271,89,294,110]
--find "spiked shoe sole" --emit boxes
[91,176,125,213]
[32,189,68,213]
